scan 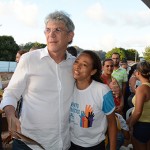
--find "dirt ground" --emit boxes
[0,72,13,88]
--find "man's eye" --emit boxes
[56,28,61,32]
[46,28,50,32]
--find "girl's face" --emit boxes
[73,53,96,81]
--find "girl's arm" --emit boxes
[107,111,117,150]
[128,85,145,128]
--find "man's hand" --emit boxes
[4,105,21,133]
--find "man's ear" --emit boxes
[68,32,74,43]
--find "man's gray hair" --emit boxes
[45,10,75,32]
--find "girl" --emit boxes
[70,51,117,150]
[127,61,150,150]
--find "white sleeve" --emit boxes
[0,55,29,109]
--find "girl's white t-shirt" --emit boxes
[70,80,115,147]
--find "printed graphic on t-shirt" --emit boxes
[70,102,95,128]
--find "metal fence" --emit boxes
[0,61,16,72]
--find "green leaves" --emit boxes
[0,36,19,61]
[143,46,150,62]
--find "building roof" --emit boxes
[141,0,150,9]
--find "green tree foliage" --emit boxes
[105,47,126,60]
[143,46,150,62]
[126,49,139,61]
[0,36,19,61]
[20,42,46,51]
[105,47,139,61]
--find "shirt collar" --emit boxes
[40,46,49,59]
[114,66,122,71]
[40,46,75,60]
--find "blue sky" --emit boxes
[0,0,150,56]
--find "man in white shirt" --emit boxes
[0,11,75,150]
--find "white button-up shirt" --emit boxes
[1,47,75,150]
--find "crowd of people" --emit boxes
[0,10,150,150]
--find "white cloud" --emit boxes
[79,34,150,56]
[96,34,117,52]
[86,2,104,21]
[75,34,117,52]
[122,36,150,50]
[86,2,115,25]
[0,0,38,27]
[119,10,150,28]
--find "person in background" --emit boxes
[0,10,75,150]
[120,59,131,75]
[101,59,129,149]
[67,46,77,57]
[106,112,130,150]
[127,64,138,108]
[70,51,117,150]
[15,50,27,63]
[15,50,27,118]
[111,52,128,98]
[127,61,150,150]
[115,113,130,150]
[101,59,123,114]
[120,59,131,117]
[111,53,128,118]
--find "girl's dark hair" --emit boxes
[81,50,103,83]
[128,63,137,80]
[136,61,150,80]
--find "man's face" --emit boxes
[44,21,74,54]
[111,54,120,66]
[102,60,114,75]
